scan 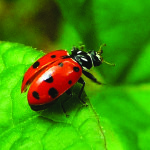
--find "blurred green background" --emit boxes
[0,0,150,149]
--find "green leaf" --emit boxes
[0,42,107,150]
[90,85,150,150]
[1,0,150,149]
[53,2,150,148]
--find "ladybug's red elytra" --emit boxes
[21,44,114,111]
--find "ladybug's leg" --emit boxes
[60,89,72,118]
[65,89,72,96]
[82,70,104,85]
[61,102,69,118]
[78,77,88,106]
[78,77,85,98]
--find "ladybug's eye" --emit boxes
[89,51,102,67]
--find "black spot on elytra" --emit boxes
[32,91,40,100]
[58,62,63,67]
[73,67,79,72]
[51,55,56,58]
[48,88,58,98]
[33,61,40,68]
[44,75,53,83]
[68,80,72,84]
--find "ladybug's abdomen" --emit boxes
[27,58,82,106]
[21,50,69,93]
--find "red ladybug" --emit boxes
[21,45,113,111]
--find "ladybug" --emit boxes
[21,44,114,111]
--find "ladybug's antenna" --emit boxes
[98,43,115,66]
[97,43,106,55]
[102,60,115,66]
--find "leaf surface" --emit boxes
[0,42,107,150]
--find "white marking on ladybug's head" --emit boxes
[96,52,101,61]
[88,51,103,67]
[81,57,88,62]
[77,51,82,54]
[87,53,94,67]
[97,52,101,59]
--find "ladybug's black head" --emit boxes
[88,50,103,67]
[71,44,115,70]
[71,46,103,70]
